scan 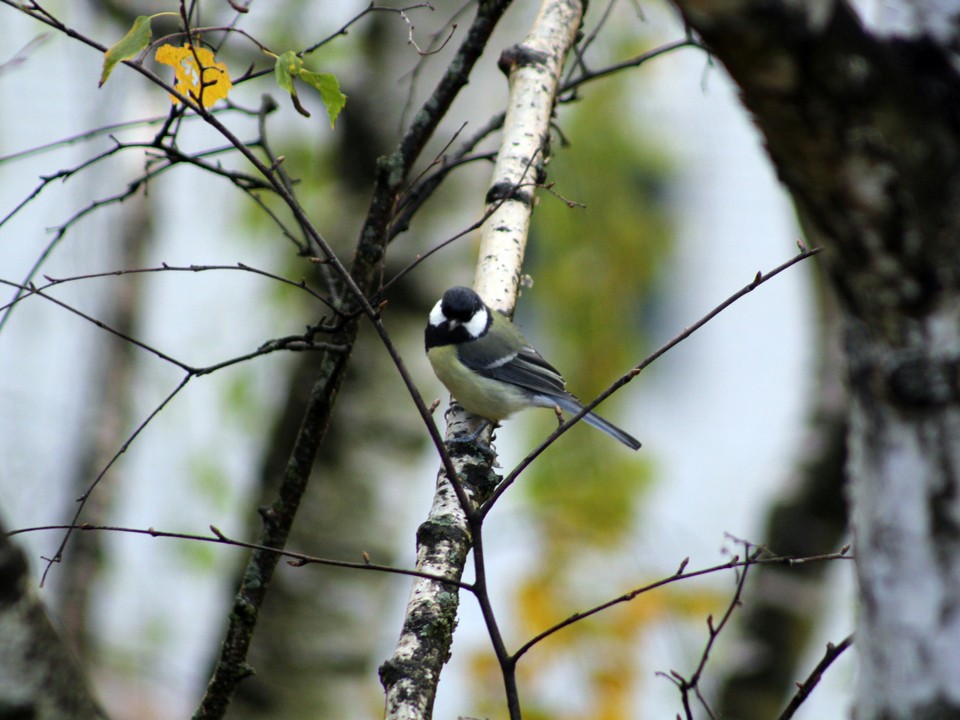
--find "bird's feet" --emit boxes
[446,420,496,458]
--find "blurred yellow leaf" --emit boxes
[592,665,632,720]
[155,43,232,107]
[518,577,565,635]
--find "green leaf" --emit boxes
[273,50,301,94]
[273,50,309,117]
[99,15,152,87]
[273,51,346,126]
[300,70,346,129]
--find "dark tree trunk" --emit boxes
[670,2,960,717]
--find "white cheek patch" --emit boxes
[463,306,489,339]
[428,299,447,327]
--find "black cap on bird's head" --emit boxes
[441,286,484,321]
[426,286,491,349]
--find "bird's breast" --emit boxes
[427,345,530,421]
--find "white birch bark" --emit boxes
[670,1,960,717]
[0,521,103,719]
[472,0,583,312]
[380,2,584,718]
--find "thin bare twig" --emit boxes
[382,149,542,295]
[512,547,852,661]
[8,523,471,590]
[302,2,436,55]
[401,7,456,56]
[561,0,618,87]
[38,375,192,585]
[778,634,854,720]
[560,37,707,99]
[656,542,763,720]
[388,111,504,240]
[0,272,345,372]
[4,262,331,309]
[467,515,522,718]
[483,246,824,515]
[0,134,276,333]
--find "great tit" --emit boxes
[425,286,641,450]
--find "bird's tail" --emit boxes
[547,395,641,450]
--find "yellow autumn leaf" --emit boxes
[155,43,232,108]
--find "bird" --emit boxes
[424,286,641,450]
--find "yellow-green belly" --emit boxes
[428,345,529,420]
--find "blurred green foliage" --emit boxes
[522,75,671,536]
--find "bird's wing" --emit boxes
[458,342,568,397]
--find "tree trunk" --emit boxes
[669,1,960,717]
[0,517,103,719]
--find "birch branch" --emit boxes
[379,2,584,719]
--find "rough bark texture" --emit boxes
[378,438,500,720]
[670,1,960,717]
[380,2,584,718]
[0,519,103,719]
